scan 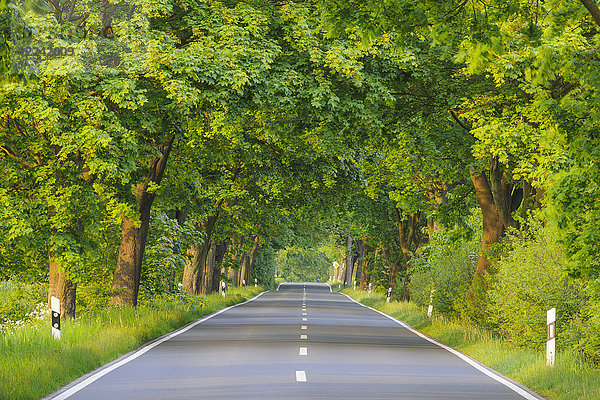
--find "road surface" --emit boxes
[46,282,544,400]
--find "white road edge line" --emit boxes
[296,370,307,382]
[48,291,267,400]
[342,293,541,400]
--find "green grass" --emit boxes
[0,286,263,400]
[344,288,600,400]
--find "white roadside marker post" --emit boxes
[547,308,556,366]
[386,287,392,304]
[368,283,372,293]
[221,281,226,297]
[242,279,246,288]
[50,296,61,339]
[427,289,435,318]
[353,280,357,290]
[254,278,257,287]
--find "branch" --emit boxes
[580,0,600,27]
[450,110,471,132]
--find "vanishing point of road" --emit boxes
[45,282,544,400]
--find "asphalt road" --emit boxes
[46,282,544,400]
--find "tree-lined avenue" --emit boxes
[46,283,543,400]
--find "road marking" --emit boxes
[301,325,307,330]
[299,347,307,356]
[48,291,267,400]
[342,293,542,400]
[302,312,307,315]
[300,334,307,339]
[296,371,307,382]
[302,317,307,321]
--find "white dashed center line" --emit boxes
[302,318,307,321]
[300,334,307,340]
[301,325,307,330]
[299,347,308,356]
[296,370,307,382]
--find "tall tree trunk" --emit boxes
[489,157,518,230]
[111,137,174,306]
[170,209,187,291]
[388,260,401,289]
[48,251,77,318]
[395,210,423,300]
[471,171,504,277]
[202,241,216,294]
[354,239,364,284]
[183,244,201,294]
[182,212,220,295]
[231,269,239,286]
[344,234,353,286]
[580,0,600,27]
[239,253,249,286]
[246,236,260,283]
[211,242,227,292]
[338,262,346,282]
[228,237,243,286]
[385,242,401,292]
[360,243,374,290]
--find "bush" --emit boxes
[139,212,203,302]
[251,244,276,289]
[409,222,480,317]
[487,221,588,350]
[561,281,600,365]
[0,281,46,325]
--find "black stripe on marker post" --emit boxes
[51,296,61,339]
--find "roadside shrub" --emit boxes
[0,281,46,325]
[251,243,276,289]
[410,222,480,317]
[563,281,600,365]
[139,212,203,302]
[488,221,587,350]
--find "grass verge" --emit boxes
[343,288,600,400]
[0,286,263,400]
